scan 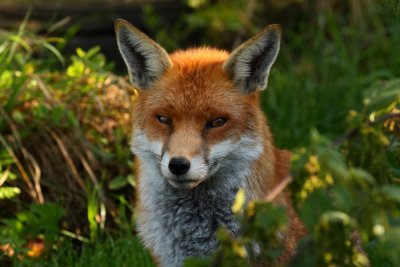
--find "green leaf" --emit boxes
[376,228,400,265]
[127,174,136,187]
[66,60,85,77]
[11,110,24,124]
[0,186,21,199]
[332,185,354,213]
[379,185,400,204]
[41,41,65,65]
[347,168,375,186]
[363,79,400,111]
[289,237,318,267]
[183,257,211,267]
[109,176,129,190]
[299,189,334,230]
[86,46,101,59]
[254,203,287,231]
[76,47,86,58]
[87,187,99,240]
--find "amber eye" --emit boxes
[207,118,227,128]
[156,115,171,125]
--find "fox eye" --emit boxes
[156,115,171,125]
[207,118,227,128]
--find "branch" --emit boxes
[265,175,293,202]
[333,112,400,146]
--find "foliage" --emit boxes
[3,235,155,267]
[185,80,399,266]
[382,0,400,14]
[0,203,65,259]
[0,12,136,262]
[143,0,273,51]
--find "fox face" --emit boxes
[131,59,265,189]
[115,20,281,190]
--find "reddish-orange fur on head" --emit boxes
[136,48,264,158]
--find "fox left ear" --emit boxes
[223,25,281,94]
[115,19,172,90]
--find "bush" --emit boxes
[185,83,400,266]
[0,12,136,261]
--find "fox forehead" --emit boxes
[137,47,258,117]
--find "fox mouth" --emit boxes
[167,178,203,190]
[162,159,222,190]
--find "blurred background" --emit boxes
[0,0,399,266]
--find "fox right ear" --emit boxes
[223,25,281,94]
[115,19,172,89]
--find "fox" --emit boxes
[115,19,305,267]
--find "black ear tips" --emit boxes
[114,19,127,30]
[269,24,282,33]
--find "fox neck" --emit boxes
[134,126,275,267]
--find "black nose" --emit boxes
[168,157,191,175]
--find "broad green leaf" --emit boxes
[0,186,21,199]
[299,189,334,230]
[380,185,400,204]
[109,176,129,190]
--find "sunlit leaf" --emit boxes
[232,188,246,214]
[76,47,86,58]
[0,187,21,199]
[109,176,129,190]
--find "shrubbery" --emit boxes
[185,83,399,266]
[0,14,142,265]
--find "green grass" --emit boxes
[7,235,155,267]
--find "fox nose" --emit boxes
[169,157,191,175]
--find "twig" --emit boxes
[265,175,294,202]
[0,165,11,187]
[0,135,37,201]
[21,147,44,203]
[60,229,90,243]
[32,74,54,104]
[333,112,400,146]
[48,129,85,190]
[0,107,43,202]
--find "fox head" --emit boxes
[115,19,281,190]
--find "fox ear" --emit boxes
[223,25,281,94]
[115,19,172,89]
